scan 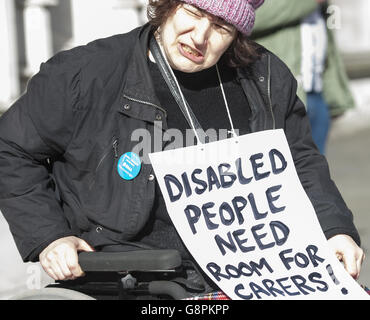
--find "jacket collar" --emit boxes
[121,24,161,109]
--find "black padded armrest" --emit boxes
[79,250,182,272]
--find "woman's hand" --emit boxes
[328,234,365,280]
[39,236,95,281]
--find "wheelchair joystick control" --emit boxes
[121,274,137,289]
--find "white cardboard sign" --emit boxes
[149,129,369,300]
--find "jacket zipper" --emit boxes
[89,137,119,190]
[113,139,119,158]
[267,54,276,130]
[123,94,167,118]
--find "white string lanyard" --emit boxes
[215,63,238,140]
[158,45,238,145]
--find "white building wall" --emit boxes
[23,0,58,77]
[0,0,20,112]
[331,0,370,53]
[69,0,142,47]
[0,0,144,112]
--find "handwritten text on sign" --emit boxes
[149,130,369,300]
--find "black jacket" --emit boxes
[0,24,360,262]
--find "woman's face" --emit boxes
[157,4,237,73]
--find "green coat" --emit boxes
[251,0,355,116]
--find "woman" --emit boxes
[0,0,364,287]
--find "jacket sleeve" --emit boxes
[269,54,361,246]
[253,0,318,35]
[0,54,83,262]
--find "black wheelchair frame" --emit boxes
[14,250,214,300]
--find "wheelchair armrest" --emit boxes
[78,250,182,272]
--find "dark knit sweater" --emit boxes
[135,59,251,257]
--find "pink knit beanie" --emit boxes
[180,0,264,35]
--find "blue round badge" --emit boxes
[117,152,142,181]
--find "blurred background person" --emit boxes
[251,0,355,154]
